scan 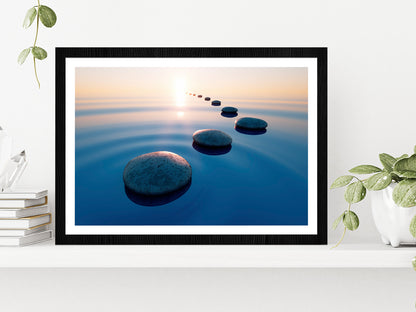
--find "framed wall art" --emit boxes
[55,47,327,244]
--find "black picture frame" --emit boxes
[55,47,327,245]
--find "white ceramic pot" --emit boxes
[371,184,416,247]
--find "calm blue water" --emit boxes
[75,95,308,225]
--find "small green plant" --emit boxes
[18,1,57,88]
[330,145,416,248]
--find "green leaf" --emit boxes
[17,48,31,65]
[349,165,382,174]
[397,154,409,161]
[23,7,37,28]
[343,211,359,231]
[379,153,396,172]
[31,47,47,60]
[413,257,416,271]
[330,175,354,189]
[39,5,57,28]
[395,154,416,171]
[414,146,416,155]
[395,171,416,179]
[393,154,416,179]
[332,212,345,230]
[392,179,416,208]
[344,181,366,203]
[364,171,392,191]
[410,215,416,238]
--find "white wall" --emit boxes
[1,0,416,311]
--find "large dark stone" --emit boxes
[192,129,232,147]
[235,117,268,130]
[123,151,192,196]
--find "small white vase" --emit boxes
[370,184,416,247]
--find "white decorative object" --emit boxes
[371,184,416,247]
[0,127,28,192]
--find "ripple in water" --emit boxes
[75,96,308,226]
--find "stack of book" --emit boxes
[0,189,52,246]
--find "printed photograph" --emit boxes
[74,65,308,227]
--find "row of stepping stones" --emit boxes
[186,91,268,141]
[123,91,268,200]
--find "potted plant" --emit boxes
[331,145,416,248]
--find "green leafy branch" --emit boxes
[18,1,57,88]
[330,145,416,247]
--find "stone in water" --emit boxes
[235,117,268,130]
[193,129,232,147]
[123,151,192,196]
[221,106,238,113]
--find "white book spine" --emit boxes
[0,230,52,246]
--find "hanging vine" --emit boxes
[18,1,57,88]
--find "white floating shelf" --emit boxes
[0,240,415,268]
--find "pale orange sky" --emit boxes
[76,67,308,102]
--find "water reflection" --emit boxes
[125,180,192,206]
[221,112,238,118]
[235,127,267,135]
[192,142,232,155]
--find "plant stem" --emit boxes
[331,226,346,249]
[33,0,41,88]
[33,1,40,46]
[33,57,40,88]
[331,203,352,249]
[354,176,367,183]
